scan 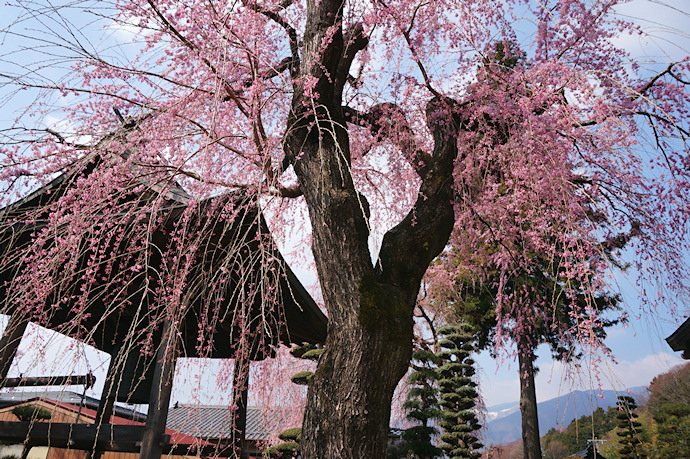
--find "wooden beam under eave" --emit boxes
[140,320,179,459]
[0,422,153,451]
[0,312,28,381]
[87,354,120,459]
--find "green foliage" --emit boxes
[290,370,314,385]
[616,396,647,459]
[400,348,443,459]
[542,365,690,459]
[278,427,302,442]
[266,343,323,457]
[263,441,300,458]
[12,404,52,421]
[436,324,482,459]
[300,348,324,361]
[646,362,690,416]
[541,406,618,458]
[289,343,317,359]
[653,401,690,456]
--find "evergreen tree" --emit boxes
[541,406,619,457]
[440,229,625,459]
[646,362,690,415]
[436,324,482,459]
[11,404,52,421]
[653,401,690,457]
[400,348,443,459]
[615,396,645,459]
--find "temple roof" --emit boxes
[0,155,327,403]
[666,316,690,360]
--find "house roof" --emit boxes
[0,396,204,445]
[666,316,690,360]
[0,155,327,403]
[0,389,146,422]
[167,404,276,441]
[1,390,278,442]
[0,154,327,357]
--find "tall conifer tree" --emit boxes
[436,324,482,459]
[616,395,646,459]
[401,348,443,459]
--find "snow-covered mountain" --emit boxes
[482,387,645,446]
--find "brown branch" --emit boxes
[576,62,688,127]
[415,302,438,346]
[634,110,690,138]
[376,97,462,289]
[401,30,440,98]
[335,23,368,93]
[373,0,439,97]
[278,184,302,198]
[633,62,679,101]
[278,0,295,9]
[243,0,300,78]
[242,56,295,88]
[343,103,432,178]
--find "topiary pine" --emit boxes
[263,442,300,458]
[12,404,52,421]
[400,348,443,459]
[266,343,322,457]
[290,371,314,385]
[288,343,323,386]
[436,324,482,459]
[616,395,646,459]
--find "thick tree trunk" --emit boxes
[281,0,461,455]
[302,298,414,457]
[518,344,542,459]
[286,105,458,457]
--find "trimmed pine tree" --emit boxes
[616,395,646,459]
[436,324,482,459]
[400,348,443,459]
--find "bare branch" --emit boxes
[343,103,432,178]
[243,1,300,78]
[378,0,440,97]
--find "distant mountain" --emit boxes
[483,387,644,446]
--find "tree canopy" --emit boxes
[1,0,689,456]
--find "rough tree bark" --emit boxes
[518,342,541,459]
[282,1,462,456]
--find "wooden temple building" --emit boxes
[0,154,327,458]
